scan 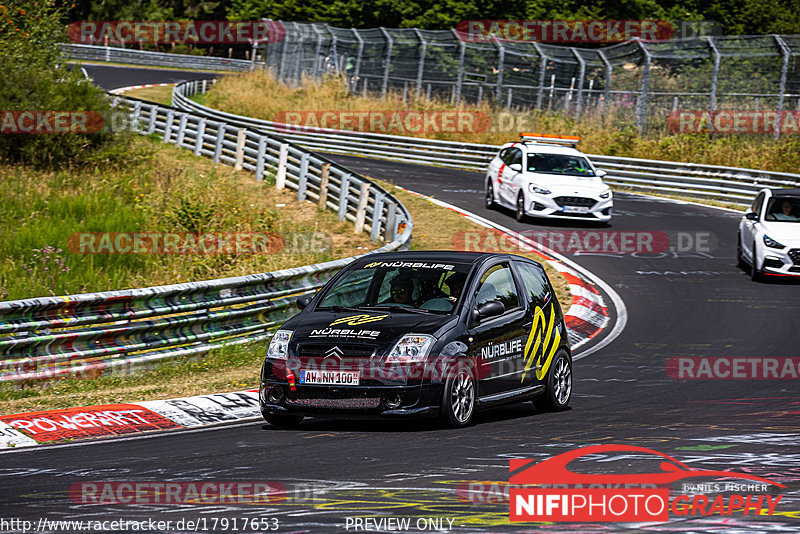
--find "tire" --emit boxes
[485,181,495,210]
[262,412,304,428]
[516,193,527,222]
[736,233,746,270]
[750,241,762,281]
[440,362,476,428]
[536,350,572,412]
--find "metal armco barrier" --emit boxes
[0,96,413,382]
[173,79,800,207]
[62,43,255,72]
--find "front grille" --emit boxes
[764,258,785,269]
[558,212,596,218]
[286,397,381,409]
[788,249,800,265]
[790,266,800,273]
[554,196,596,208]
[298,343,375,358]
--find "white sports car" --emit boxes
[485,134,613,223]
[738,187,800,280]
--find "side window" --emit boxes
[509,148,523,166]
[474,263,519,312]
[751,193,765,216]
[516,262,551,309]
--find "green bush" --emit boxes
[0,0,119,167]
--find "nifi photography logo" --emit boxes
[506,444,785,522]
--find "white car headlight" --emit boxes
[599,189,612,199]
[528,184,551,195]
[763,235,785,249]
[266,330,293,360]
[386,334,435,363]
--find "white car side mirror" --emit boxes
[509,163,522,172]
[596,169,607,178]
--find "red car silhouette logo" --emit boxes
[510,444,786,487]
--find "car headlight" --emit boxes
[763,235,785,249]
[528,184,551,195]
[386,334,435,363]
[599,189,612,199]
[266,329,292,360]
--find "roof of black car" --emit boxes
[357,250,536,265]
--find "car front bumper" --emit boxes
[525,194,613,222]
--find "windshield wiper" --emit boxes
[328,305,372,313]
[370,305,436,315]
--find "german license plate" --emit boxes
[300,370,360,385]
[563,206,589,213]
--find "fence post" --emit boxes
[351,29,364,92]
[338,173,351,220]
[370,192,386,242]
[379,28,393,98]
[533,42,548,111]
[493,36,505,104]
[194,118,206,155]
[292,24,304,82]
[413,28,428,97]
[311,25,324,78]
[175,113,188,146]
[318,163,331,208]
[705,37,720,114]
[213,124,226,163]
[384,202,397,242]
[774,35,791,140]
[327,24,338,74]
[255,136,267,180]
[278,25,290,82]
[297,152,310,200]
[451,29,466,106]
[354,182,371,234]
[572,49,586,120]
[276,143,289,190]
[635,39,652,135]
[163,110,175,142]
[597,49,613,110]
[131,101,142,133]
[234,128,247,170]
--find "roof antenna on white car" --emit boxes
[520,132,581,147]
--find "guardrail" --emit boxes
[173,79,800,207]
[62,43,255,72]
[0,95,413,383]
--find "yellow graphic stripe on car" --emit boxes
[536,304,561,381]
[329,314,388,326]
[521,306,545,383]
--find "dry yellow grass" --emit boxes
[122,84,174,106]
[201,70,800,173]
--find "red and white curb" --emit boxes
[0,390,260,450]
[399,188,626,357]
[109,83,174,95]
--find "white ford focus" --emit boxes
[738,188,800,280]
[485,133,613,224]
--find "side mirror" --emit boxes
[509,163,522,173]
[474,301,505,321]
[745,212,758,221]
[296,295,313,310]
[595,169,607,178]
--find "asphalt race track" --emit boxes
[1,66,798,533]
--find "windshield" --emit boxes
[527,153,595,177]
[317,261,472,314]
[765,196,800,222]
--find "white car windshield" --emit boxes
[764,196,800,222]
[527,154,594,177]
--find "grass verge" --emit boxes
[122,85,175,106]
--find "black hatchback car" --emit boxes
[259,251,572,428]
